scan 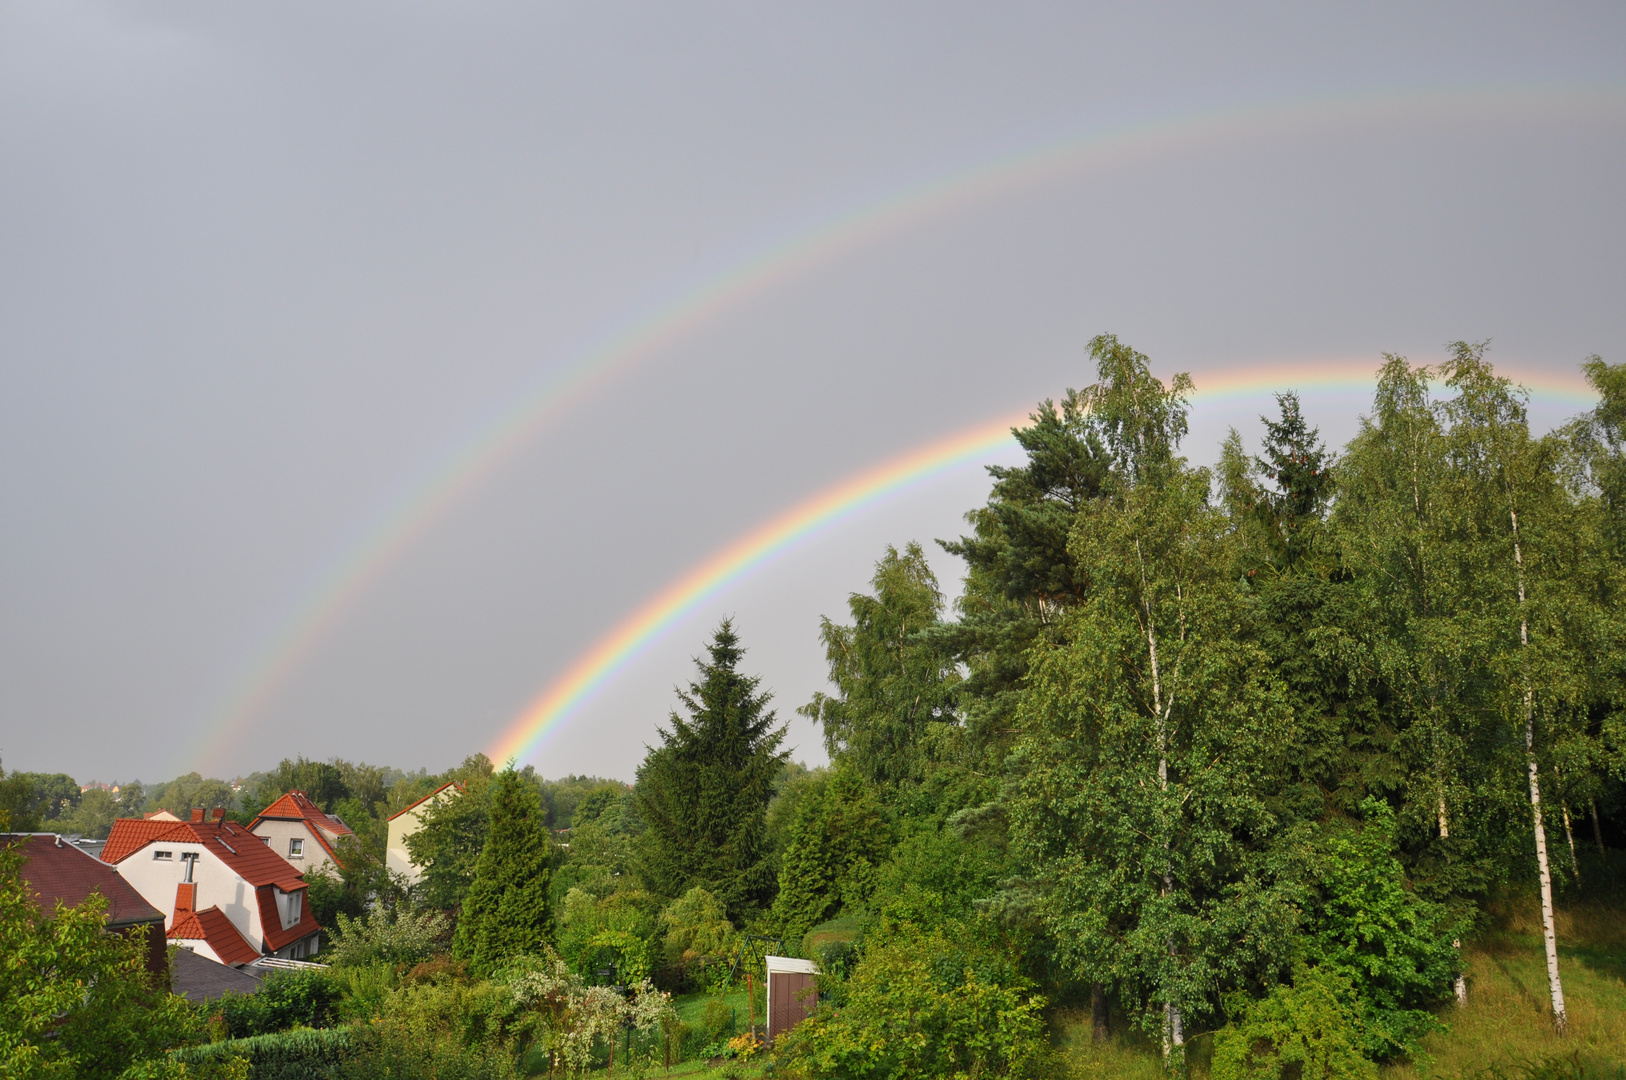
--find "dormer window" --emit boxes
[288,838,303,858]
[275,887,304,929]
[153,850,173,861]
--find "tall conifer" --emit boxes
[452,765,552,971]
[635,621,787,921]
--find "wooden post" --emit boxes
[747,972,757,1039]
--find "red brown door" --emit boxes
[768,971,817,1040]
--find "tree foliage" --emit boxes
[635,620,786,920]
[452,766,553,972]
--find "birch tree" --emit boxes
[1010,336,1297,1071]
[1437,343,1581,1034]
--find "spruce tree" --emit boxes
[635,621,787,921]
[451,765,552,972]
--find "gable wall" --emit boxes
[115,843,266,952]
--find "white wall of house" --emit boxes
[250,819,337,875]
[386,788,456,885]
[115,843,266,949]
[173,938,225,965]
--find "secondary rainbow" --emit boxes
[486,356,1598,766]
[194,83,1624,773]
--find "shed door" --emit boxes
[768,971,817,1040]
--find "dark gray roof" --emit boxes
[170,946,264,1002]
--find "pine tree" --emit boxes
[939,389,1113,772]
[451,765,553,972]
[635,621,787,921]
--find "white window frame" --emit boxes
[288,837,304,858]
[152,850,173,861]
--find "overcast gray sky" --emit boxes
[3,2,1624,785]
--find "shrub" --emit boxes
[1212,966,1377,1080]
[329,962,397,1023]
[556,886,660,984]
[210,969,343,1038]
[697,998,737,1049]
[776,925,1047,1080]
[1304,799,1458,1059]
[339,981,520,1080]
[506,955,677,1075]
[658,886,736,966]
[171,1028,354,1080]
[326,907,449,968]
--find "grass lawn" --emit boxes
[1383,880,1626,1080]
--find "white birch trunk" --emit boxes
[1137,540,1184,1068]
[1510,504,1567,1034]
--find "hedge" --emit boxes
[170,1027,355,1080]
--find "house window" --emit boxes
[180,852,199,884]
[288,891,302,923]
[288,838,304,858]
[152,850,173,861]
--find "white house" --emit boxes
[248,790,355,877]
[385,781,461,885]
[102,808,321,963]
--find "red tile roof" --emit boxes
[253,791,353,840]
[4,833,164,929]
[102,818,306,891]
[101,819,194,864]
[171,905,261,967]
[386,781,462,822]
[257,886,321,953]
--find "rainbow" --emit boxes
[486,356,1597,766]
[193,82,1623,774]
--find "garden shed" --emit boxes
[765,955,818,1041]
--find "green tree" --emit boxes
[58,788,119,839]
[10,773,80,823]
[452,765,553,972]
[801,544,962,793]
[0,761,41,831]
[771,769,889,942]
[148,773,237,818]
[1009,335,1298,1068]
[1434,342,1588,1032]
[938,395,1112,772]
[634,620,787,920]
[657,886,735,966]
[0,842,215,1078]
[406,754,496,911]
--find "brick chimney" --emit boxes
[190,809,204,823]
[211,807,225,821]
